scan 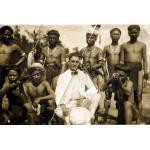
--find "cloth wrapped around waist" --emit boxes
[125,62,142,90]
[45,63,61,82]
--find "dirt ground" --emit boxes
[96,83,150,125]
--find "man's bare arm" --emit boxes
[60,48,66,73]
[14,45,26,66]
[39,49,45,64]
[0,82,10,97]
[122,80,133,96]
[142,44,148,77]
[34,81,55,104]
[120,44,125,64]
[102,46,107,58]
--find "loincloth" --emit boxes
[125,62,142,90]
[108,64,116,77]
[45,63,61,82]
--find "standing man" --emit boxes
[39,30,66,90]
[102,28,121,122]
[103,28,121,76]
[80,28,107,91]
[0,26,26,88]
[120,25,148,124]
[55,53,100,124]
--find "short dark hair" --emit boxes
[114,64,131,74]
[7,65,20,76]
[47,30,60,37]
[128,25,140,32]
[110,28,121,34]
[69,52,81,60]
[0,26,14,34]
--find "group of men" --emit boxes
[0,24,148,125]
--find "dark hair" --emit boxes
[0,26,14,34]
[110,28,121,34]
[7,65,20,76]
[69,52,81,60]
[114,64,131,74]
[128,25,140,31]
[47,30,60,37]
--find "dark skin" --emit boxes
[23,69,55,107]
[103,30,121,67]
[0,70,20,97]
[0,29,26,66]
[81,33,107,90]
[40,34,66,73]
[120,27,148,124]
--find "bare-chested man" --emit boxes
[103,64,139,124]
[0,66,35,124]
[23,63,55,124]
[102,28,121,122]
[0,26,26,88]
[39,30,66,90]
[120,25,148,124]
[80,29,107,91]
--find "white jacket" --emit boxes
[55,69,100,117]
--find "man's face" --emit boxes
[86,33,97,47]
[69,56,80,71]
[128,28,139,40]
[116,70,127,82]
[2,30,13,42]
[32,70,42,83]
[110,30,121,42]
[8,70,19,83]
[48,34,58,46]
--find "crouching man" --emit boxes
[103,64,139,124]
[0,66,35,124]
[54,53,100,125]
[23,63,56,124]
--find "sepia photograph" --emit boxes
[0,24,149,125]
[1,0,150,150]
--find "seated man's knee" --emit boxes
[23,102,34,112]
[48,100,56,108]
[55,107,64,119]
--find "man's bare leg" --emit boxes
[124,101,133,124]
[137,71,143,124]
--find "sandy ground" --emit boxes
[96,83,150,125]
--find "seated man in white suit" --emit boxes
[55,52,100,124]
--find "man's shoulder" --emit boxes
[103,45,110,51]
[80,47,87,52]
[137,41,146,46]
[94,46,102,51]
[41,46,48,52]
[126,79,133,86]
[23,81,32,87]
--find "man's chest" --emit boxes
[83,50,99,62]
[124,44,143,54]
[107,45,120,55]
[0,44,15,54]
[43,47,61,58]
[28,84,46,97]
